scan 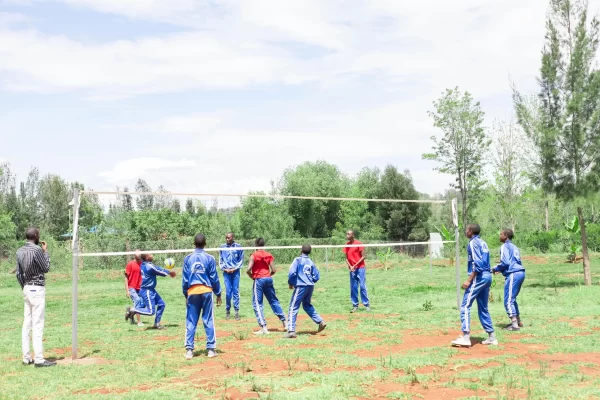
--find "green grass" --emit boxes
[1,255,600,399]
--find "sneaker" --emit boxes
[282,319,287,330]
[504,325,520,332]
[35,360,57,368]
[129,314,135,324]
[283,331,297,339]
[365,306,371,312]
[226,312,231,320]
[153,324,165,330]
[22,359,34,366]
[253,327,269,335]
[350,307,358,313]
[317,321,327,333]
[185,350,193,360]
[207,349,218,358]
[482,337,499,346]
[124,306,132,322]
[451,336,472,347]
[234,312,240,321]
[137,322,144,327]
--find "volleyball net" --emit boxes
[67,189,459,359]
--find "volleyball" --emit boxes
[164,258,175,269]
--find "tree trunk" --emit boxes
[577,206,592,286]
[545,200,549,232]
[461,191,467,231]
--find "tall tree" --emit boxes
[514,0,600,285]
[38,174,70,237]
[135,179,154,211]
[278,161,348,237]
[423,87,490,229]
[154,185,172,210]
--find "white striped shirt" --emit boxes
[16,242,50,288]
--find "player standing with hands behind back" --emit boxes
[344,230,370,313]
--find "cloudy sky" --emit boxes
[1,0,595,198]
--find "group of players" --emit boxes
[121,225,526,358]
[122,230,370,359]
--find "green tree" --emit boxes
[38,174,70,238]
[135,179,154,211]
[513,0,600,285]
[278,161,348,237]
[424,87,490,229]
[377,166,430,241]
[238,193,296,240]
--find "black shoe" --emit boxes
[153,324,165,330]
[125,306,132,322]
[317,321,327,333]
[234,312,240,321]
[504,325,520,331]
[226,312,231,320]
[22,360,34,366]
[35,360,57,368]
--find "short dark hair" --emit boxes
[255,237,265,247]
[194,233,206,248]
[140,253,150,261]
[25,227,39,241]
[467,224,481,235]
[502,228,514,240]
[301,244,311,255]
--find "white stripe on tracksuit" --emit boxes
[133,291,154,316]
[287,288,300,332]
[464,276,477,331]
[253,280,265,326]
[507,273,515,316]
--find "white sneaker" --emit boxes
[185,350,193,360]
[253,327,269,335]
[482,338,499,346]
[137,322,144,327]
[451,336,472,347]
[207,349,218,358]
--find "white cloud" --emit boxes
[98,158,196,185]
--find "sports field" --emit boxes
[1,255,599,400]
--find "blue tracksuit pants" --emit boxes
[460,272,494,334]
[350,268,370,307]
[134,289,165,326]
[286,286,323,332]
[504,270,525,317]
[252,277,286,327]
[223,269,240,312]
[185,293,216,350]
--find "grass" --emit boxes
[0,254,600,399]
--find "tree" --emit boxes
[424,87,491,229]
[377,166,430,241]
[72,182,103,229]
[38,174,70,238]
[185,198,195,215]
[491,119,531,230]
[154,185,172,210]
[237,193,296,240]
[117,186,133,212]
[513,0,600,285]
[135,179,154,211]
[278,161,348,237]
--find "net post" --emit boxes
[71,188,80,361]
[452,198,460,310]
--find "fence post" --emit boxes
[71,188,80,361]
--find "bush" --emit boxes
[519,231,560,253]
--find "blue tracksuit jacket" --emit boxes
[219,243,244,271]
[288,254,320,287]
[182,249,222,297]
[134,261,171,325]
[492,241,525,276]
[140,261,171,289]
[286,255,323,332]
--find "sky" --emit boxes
[2,0,597,199]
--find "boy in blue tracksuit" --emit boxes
[219,232,243,321]
[284,245,327,339]
[452,224,497,348]
[126,253,176,329]
[493,229,525,331]
[182,233,222,359]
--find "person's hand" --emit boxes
[493,270,498,275]
[169,270,177,278]
[462,280,472,289]
[216,295,222,307]
[289,284,294,290]
[40,241,47,252]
